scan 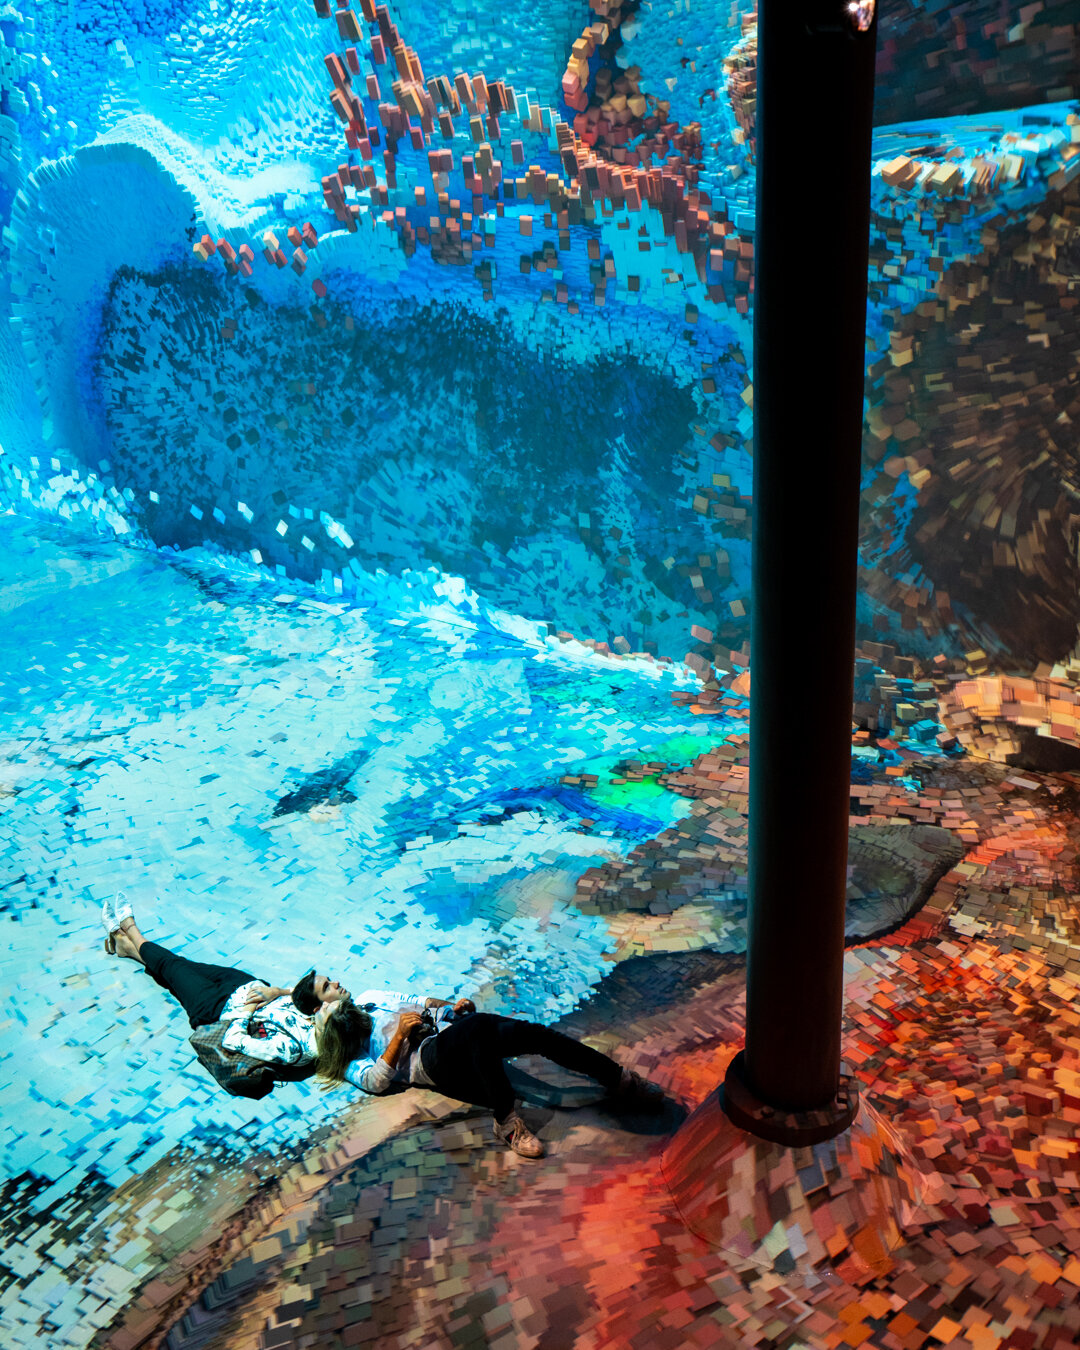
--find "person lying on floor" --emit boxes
[313,988,664,1158]
[101,899,480,1076]
[100,895,347,1068]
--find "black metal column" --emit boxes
[721,0,878,1143]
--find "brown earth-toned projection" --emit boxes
[862,195,1080,665]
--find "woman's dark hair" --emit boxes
[315,997,373,1090]
[292,970,319,1015]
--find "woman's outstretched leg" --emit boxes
[493,1020,623,1092]
[421,1014,544,1157]
[105,903,258,1028]
[423,1013,663,1160]
[425,1014,518,1117]
[491,1018,665,1113]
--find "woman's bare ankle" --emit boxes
[116,932,145,963]
[121,920,147,948]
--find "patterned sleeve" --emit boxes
[218,981,265,1021]
[221,1019,305,1065]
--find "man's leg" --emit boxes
[115,925,257,1028]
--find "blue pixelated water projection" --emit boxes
[0,0,1077,1338]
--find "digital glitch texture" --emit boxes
[1,0,1079,1347]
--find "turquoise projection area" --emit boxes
[0,1,1078,1347]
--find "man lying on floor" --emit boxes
[314,988,664,1158]
[101,897,348,1081]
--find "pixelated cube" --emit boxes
[336,8,361,39]
[880,155,919,190]
[325,53,349,88]
[928,162,962,194]
[329,88,352,123]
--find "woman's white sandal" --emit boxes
[101,898,118,955]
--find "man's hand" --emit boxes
[453,998,476,1016]
[243,984,285,1010]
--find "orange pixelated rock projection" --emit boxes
[940,670,1080,767]
[723,11,757,158]
[558,0,702,178]
[193,0,753,316]
[859,127,1080,662]
[138,923,1080,1350]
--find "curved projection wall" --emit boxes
[2,0,1077,667]
[0,3,1079,1350]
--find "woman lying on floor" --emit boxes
[313,990,664,1158]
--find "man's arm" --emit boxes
[243,985,291,1010]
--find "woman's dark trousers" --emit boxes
[423,1012,622,1122]
[141,941,261,1028]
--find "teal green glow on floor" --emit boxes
[590,776,678,813]
[575,728,740,821]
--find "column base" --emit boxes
[720,1050,858,1146]
[662,1074,936,1279]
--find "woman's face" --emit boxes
[315,992,356,1033]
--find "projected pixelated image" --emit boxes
[1,0,1079,1346]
